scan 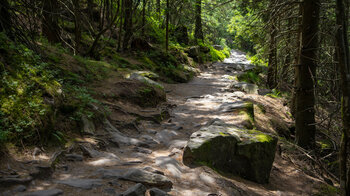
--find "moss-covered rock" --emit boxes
[128,72,164,90]
[183,120,277,184]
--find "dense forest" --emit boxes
[0,0,350,195]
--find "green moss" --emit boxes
[219,132,229,136]
[256,134,273,143]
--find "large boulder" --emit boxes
[183,120,277,184]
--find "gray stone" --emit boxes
[80,144,119,160]
[134,147,152,154]
[213,45,224,51]
[0,177,33,187]
[141,135,159,145]
[232,82,258,94]
[218,101,251,113]
[142,167,164,175]
[121,169,172,188]
[97,168,125,179]
[146,129,157,135]
[168,140,187,149]
[30,166,53,180]
[231,91,245,98]
[155,157,183,178]
[23,189,63,196]
[258,89,272,96]
[129,73,164,90]
[133,71,159,80]
[121,183,146,196]
[183,121,278,184]
[105,120,146,147]
[149,188,169,196]
[65,154,83,161]
[56,179,102,190]
[104,188,117,195]
[13,185,26,192]
[156,130,178,144]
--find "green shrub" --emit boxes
[0,33,61,143]
[237,71,261,84]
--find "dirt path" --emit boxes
[1,50,325,196]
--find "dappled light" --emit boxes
[0,0,346,195]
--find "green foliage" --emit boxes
[140,49,194,83]
[247,54,268,67]
[237,71,261,84]
[0,33,60,143]
[228,8,266,56]
[64,85,99,121]
[266,89,282,98]
[313,184,339,196]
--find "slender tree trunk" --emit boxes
[165,0,169,52]
[42,0,61,43]
[194,0,203,41]
[291,3,303,118]
[142,0,147,33]
[87,0,93,21]
[267,5,277,89]
[73,0,81,54]
[0,0,11,34]
[295,0,320,148]
[336,0,350,195]
[123,0,132,51]
[117,0,124,51]
[280,17,292,88]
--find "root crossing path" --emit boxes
[5,50,323,196]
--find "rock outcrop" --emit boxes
[183,120,277,184]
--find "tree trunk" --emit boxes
[123,0,132,51]
[117,0,124,51]
[267,3,277,89]
[290,3,303,118]
[165,0,169,52]
[336,0,350,195]
[295,0,320,149]
[87,0,93,21]
[142,0,147,32]
[0,0,11,34]
[42,0,61,43]
[73,0,81,54]
[194,0,203,41]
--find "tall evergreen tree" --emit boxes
[295,0,320,148]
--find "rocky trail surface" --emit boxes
[1,50,325,196]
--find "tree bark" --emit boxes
[0,0,11,34]
[295,0,320,148]
[194,0,203,41]
[117,0,124,51]
[290,3,303,118]
[142,0,147,33]
[123,0,132,51]
[165,0,169,52]
[336,0,350,195]
[42,0,61,43]
[73,0,81,54]
[87,0,93,21]
[267,2,277,89]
